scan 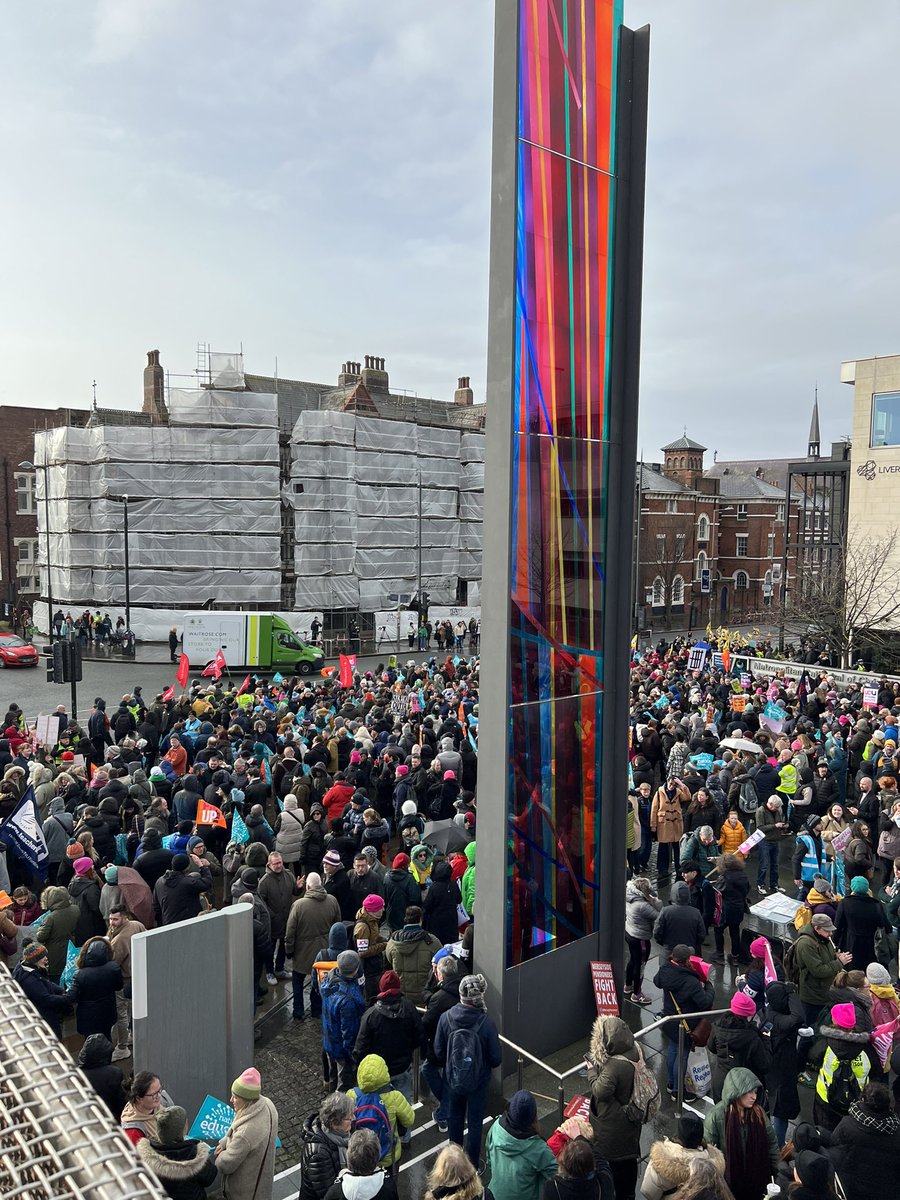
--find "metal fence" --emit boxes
[0,963,166,1199]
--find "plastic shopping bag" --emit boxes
[685,1046,711,1097]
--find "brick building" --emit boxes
[636,435,803,630]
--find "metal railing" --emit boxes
[498,1033,592,1119]
[634,1007,733,1114]
[0,964,167,1199]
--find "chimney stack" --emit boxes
[338,360,362,386]
[361,355,389,393]
[454,375,474,406]
[142,349,168,422]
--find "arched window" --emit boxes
[697,513,710,543]
[697,550,709,579]
[671,575,685,605]
[652,576,665,606]
[734,570,750,591]
[764,570,773,587]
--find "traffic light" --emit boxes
[46,641,82,684]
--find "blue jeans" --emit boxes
[773,1116,789,1147]
[420,1060,449,1122]
[757,840,779,888]
[448,1083,487,1165]
[666,1039,680,1092]
[657,841,680,875]
[390,1068,414,1143]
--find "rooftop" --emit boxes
[661,434,707,452]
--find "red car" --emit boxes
[0,634,39,668]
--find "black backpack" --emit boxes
[738,777,759,815]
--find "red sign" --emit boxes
[563,1095,591,1122]
[590,961,619,1016]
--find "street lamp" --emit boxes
[18,459,52,643]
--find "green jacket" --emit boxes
[486,1115,557,1200]
[461,842,476,916]
[347,1053,415,1167]
[792,925,842,1005]
[703,1067,778,1172]
[682,833,719,874]
[39,887,80,977]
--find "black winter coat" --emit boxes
[153,867,212,925]
[136,1138,218,1200]
[134,847,175,890]
[652,960,714,1043]
[13,964,71,1037]
[354,997,424,1076]
[299,1115,348,1200]
[765,983,804,1120]
[834,894,889,971]
[831,1105,900,1200]
[423,862,462,945]
[69,876,106,946]
[422,977,460,1062]
[79,1034,127,1119]
[707,1013,772,1102]
[77,814,116,863]
[383,868,421,931]
[324,867,356,921]
[68,942,123,1037]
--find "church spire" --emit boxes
[808,386,820,457]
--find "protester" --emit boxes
[654,945,715,1099]
[323,1129,398,1200]
[214,1068,279,1200]
[346,1053,415,1168]
[641,1114,726,1200]
[485,1090,558,1200]
[830,1081,900,1198]
[78,1034,128,1120]
[286,871,341,1021]
[321,950,367,1092]
[67,936,124,1042]
[707,992,771,1103]
[702,1068,778,1200]
[121,1072,167,1145]
[424,1144,494,1200]
[586,1016,644,1200]
[13,941,72,1037]
[624,877,661,1005]
[810,1002,875,1130]
[300,1094,354,1200]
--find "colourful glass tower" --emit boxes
[479,1,649,1053]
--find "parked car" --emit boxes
[0,634,39,668]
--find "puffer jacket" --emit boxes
[640,1139,726,1200]
[588,1017,642,1161]
[42,798,74,863]
[624,881,661,940]
[831,1101,900,1200]
[299,1114,349,1200]
[137,1137,218,1200]
[39,886,80,975]
[69,875,106,947]
[275,798,306,863]
[67,939,123,1036]
[348,1054,415,1166]
[384,925,442,1003]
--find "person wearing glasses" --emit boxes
[121,1071,171,1146]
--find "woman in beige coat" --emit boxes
[650,780,688,878]
[215,1068,279,1200]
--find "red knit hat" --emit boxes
[378,970,403,999]
[392,853,410,869]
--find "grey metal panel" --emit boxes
[131,906,254,1124]
[478,0,521,1022]
[501,933,600,1058]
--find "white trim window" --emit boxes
[734,570,750,591]
[671,575,685,605]
[14,472,36,516]
[652,576,665,606]
[697,513,710,543]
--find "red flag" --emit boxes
[201,649,227,680]
[237,673,251,696]
[339,653,356,688]
[195,799,227,829]
[176,653,190,689]
[161,685,175,702]
[457,701,466,727]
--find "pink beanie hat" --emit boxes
[831,1002,856,1030]
[73,856,94,877]
[731,992,757,1018]
[362,893,385,913]
[231,1067,261,1100]
[749,936,769,960]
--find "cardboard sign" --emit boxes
[740,672,751,689]
[731,695,748,713]
[0,890,12,910]
[590,961,619,1016]
[563,1095,591,1122]
[737,827,766,855]
[831,826,852,854]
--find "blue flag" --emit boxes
[60,939,79,988]
[231,811,250,844]
[0,786,48,879]
[272,672,284,685]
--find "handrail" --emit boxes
[498,1034,566,1081]
[634,1006,733,1115]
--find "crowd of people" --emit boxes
[5,634,900,1199]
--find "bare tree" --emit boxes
[772,526,900,668]
[649,516,694,629]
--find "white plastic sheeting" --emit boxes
[209,352,245,389]
[34,390,281,618]
[289,409,483,609]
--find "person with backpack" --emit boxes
[587,1015,656,1200]
[653,882,706,957]
[346,1053,414,1169]
[354,970,423,1128]
[809,1002,874,1130]
[434,973,502,1166]
[321,951,367,1093]
[789,912,853,1026]
[486,1090,558,1200]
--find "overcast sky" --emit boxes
[1,2,898,459]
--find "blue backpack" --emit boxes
[351,1089,393,1160]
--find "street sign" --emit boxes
[700,569,711,594]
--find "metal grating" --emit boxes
[0,964,166,1199]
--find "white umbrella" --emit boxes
[718,736,762,754]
